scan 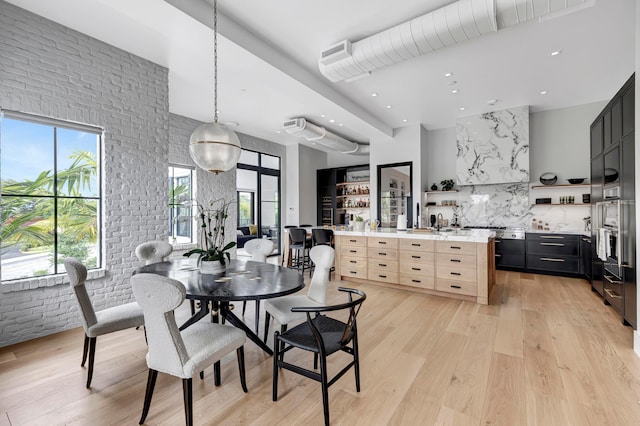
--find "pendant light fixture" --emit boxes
[189,0,241,174]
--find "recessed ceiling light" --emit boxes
[276,130,281,134]
[444,72,453,77]
[402,119,408,122]
[451,89,459,94]
[320,114,326,118]
[371,92,378,97]
[540,90,549,95]
[338,123,344,127]
[550,50,562,56]
[329,119,335,123]
[459,107,465,111]
[386,105,392,109]
[487,99,497,105]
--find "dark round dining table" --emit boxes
[134,258,305,355]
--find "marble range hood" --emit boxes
[455,105,530,185]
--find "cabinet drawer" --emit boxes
[368,259,399,272]
[368,248,398,260]
[436,253,476,268]
[341,245,367,258]
[436,278,477,296]
[340,260,367,279]
[526,255,580,274]
[435,241,476,256]
[401,261,434,277]
[399,238,435,252]
[399,274,435,290]
[526,240,578,256]
[367,237,398,249]
[399,251,434,263]
[340,257,367,270]
[340,236,367,247]
[436,265,476,282]
[368,270,398,284]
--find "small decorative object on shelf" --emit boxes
[539,173,557,185]
[440,179,455,191]
[430,183,438,191]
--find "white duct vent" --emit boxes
[283,118,369,155]
[319,0,592,83]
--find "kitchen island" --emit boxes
[334,228,496,305]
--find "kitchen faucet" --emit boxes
[436,213,443,231]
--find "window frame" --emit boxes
[168,164,196,245]
[0,110,103,282]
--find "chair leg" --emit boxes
[254,300,260,334]
[263,312,271,344]
[182,378,193,426]
[139,369,158,425]
[86,337,97,388]
[279,324,287,362]
[242,301,247,316]
[314,353,319,370]
[353,334,361,392]
[189,299,195,315]
[272,331,280,401]
[236,346,248,393]
[214,361,221,386]
[81,334,89,366]
[319,354,330,426]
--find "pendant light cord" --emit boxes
[213,0,218,123]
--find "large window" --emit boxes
[0,111,102,281]
[169,165,195,244]
[236,149,281,253]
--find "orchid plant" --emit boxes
[183,198,236,265]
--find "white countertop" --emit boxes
[333,228,495,243]
[526,229,590,237]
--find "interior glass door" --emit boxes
[261,174,280,253]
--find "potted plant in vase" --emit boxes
[184,198,236,274]
[353,215,365,232]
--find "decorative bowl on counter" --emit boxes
[567,178,586,184]
[539,173,557,185]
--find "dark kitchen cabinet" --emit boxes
[603,109,612,148]
[526,234,580,275]
[603,145,620,185]
[590,154,604,295]
[495,238,525,270]
[622,85,634,137]
[317,164,369,226]
[580,237,591,280]
[611,98,622,145]
[590,118,603,158]
[317,169,337,226]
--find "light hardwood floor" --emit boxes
[1,270,640,425]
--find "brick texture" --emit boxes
[0,1,287,347]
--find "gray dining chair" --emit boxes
[242,238,275,333]
[131,273,247,426]
[63,257,145,388]
[135,241,173,265]
[263,245,334,344]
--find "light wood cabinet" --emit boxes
[335,234,495,304]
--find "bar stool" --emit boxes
[288,228,312,275]
[312,228,335,279]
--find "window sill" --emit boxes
[171,242,198,251]
[1,268,107,293]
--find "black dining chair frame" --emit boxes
[272,287,366,426]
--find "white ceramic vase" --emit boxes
[200,260,226,274]
[353,221,365,232]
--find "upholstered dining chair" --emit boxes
[263,245,334,344]
[242,238,275,333]
[63,257,145,388]
[135,241,173,265]
[273,287,366,426]
[131,273,248,426]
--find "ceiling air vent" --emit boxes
[319,40,352,66]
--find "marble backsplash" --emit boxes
[422,183,591,232]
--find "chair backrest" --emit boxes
[292,287,366,347]
[283,225,298,229]
[299,224,312,227]
[131,273,190,377]
[135,241,173,265]
[64,257,98,331]
[289,228,307,245]
[244,238,274,262]
[307,245,335,304]
[312,228,333,246]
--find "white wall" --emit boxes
[285,144,300,227]
[425,103,607,187]
[298,144,327,225]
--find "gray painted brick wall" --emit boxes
[0,1,169,346]
[0,1,288,347]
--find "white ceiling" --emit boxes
[6,0,636,150]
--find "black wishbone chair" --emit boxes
[272,287,366,426]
